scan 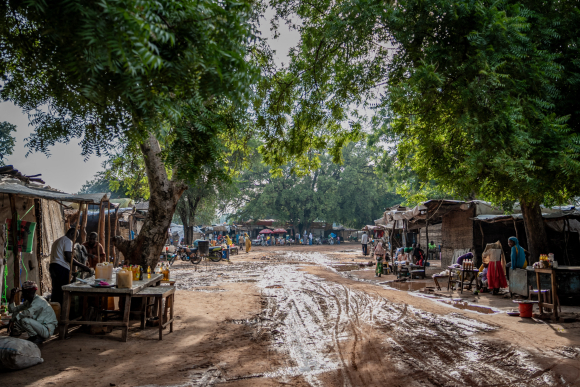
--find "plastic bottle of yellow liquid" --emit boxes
[147,266,151,279]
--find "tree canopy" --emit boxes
[232,142,402,231]
[0,122,16,166]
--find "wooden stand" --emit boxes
[535,268,559,321]
[448,265,479,293]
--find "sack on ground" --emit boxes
[0,337,44,370]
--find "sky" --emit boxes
[0,9,300,195]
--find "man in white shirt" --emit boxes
[8,281,58,345]
[49,228,93,305]
[361,232,369,256]
[309,233,313,245]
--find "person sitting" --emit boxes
[412,245,426,267]
[8,281,58,345]
[478,262,489,292]
[82,232,106,268]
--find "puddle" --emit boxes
[330,264,362,272]
[381,280,432,291]
[226,318,261,325]
[189,288,226,293]
[437,299,499,314]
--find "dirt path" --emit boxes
[3,244,580,386]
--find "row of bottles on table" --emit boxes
[156,263,171,281]
[120,264,154,281]
[114,263,169,282]
[462,258,474,270]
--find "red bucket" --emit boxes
[518,302,533,318]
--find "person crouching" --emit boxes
[8,281,58,345]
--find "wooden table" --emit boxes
[60,274,163,342]
[535,268,559,321]
[448,266,479,293]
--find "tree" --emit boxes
[0,122,16,166]
[267,0,580,262]
[0,0,258,267]
[78,172,125,199]
[176,173,237,244]
[232,142,401,231]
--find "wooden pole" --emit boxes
[97,203,102,248]
[98,201,105,263]
[68,203,83,283]
[512,217,519,240]
[9,194,21,304]
[113,207,119,266]
[80,204,89,243]
[425,220,430,259]
[107,201,111,263]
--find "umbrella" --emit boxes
[272,228,287,233]
[259,229,274,234]
[329,233,336,238]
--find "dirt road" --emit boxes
[3,244,580,386]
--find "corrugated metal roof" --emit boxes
[0,180,104,203]
[135,201,149,210]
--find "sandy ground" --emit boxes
[2,243,580,386]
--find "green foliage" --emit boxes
[232,142,402,230]
[0,122,16,166]
[269,0,580,208]
[0,0,259,183]
[380,0,580,206]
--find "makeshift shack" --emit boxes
[0,166,103,305]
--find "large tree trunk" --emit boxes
[520,200,549,264]
[114,134,186,267]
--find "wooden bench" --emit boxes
[133,286,175,340]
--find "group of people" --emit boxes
[472,236,527,294]
[360,231,432,278]
[6,228,106,344]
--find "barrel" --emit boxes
[198,240,210,255]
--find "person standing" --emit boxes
[82,232,105,268]
[374,240,386,277]
[245,233,252,253]
[49,228,92,306]
[507,237,527,270]
[309,232,313,245]
[361,232,369,256]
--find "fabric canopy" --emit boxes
[259,229,274,234]
[272,228,287,233]
[329,233,336,237]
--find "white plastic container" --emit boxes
[95,263,113,280]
